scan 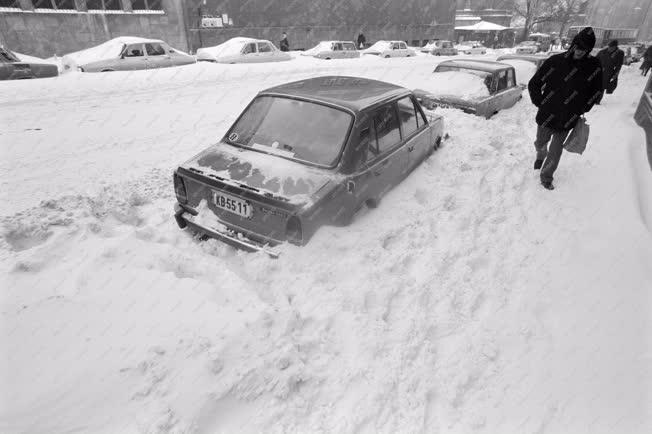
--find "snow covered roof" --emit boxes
[455,21,507,31]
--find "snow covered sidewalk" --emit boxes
[1,59,651,434]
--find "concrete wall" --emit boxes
[185,0,456,51]
[0,0,189,58]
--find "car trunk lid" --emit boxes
[177,142,338,243]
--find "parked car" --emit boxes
[62,37,195,72]
[496,53,548,69]
[0,47,58,80]
[413,59,523,118]
[421,40,458,56]
[457,42,487,55]
[302,41,360,59]
[362,41,416,58]
[634,72,652,169]
[173,76,445,255]
[515,41,539,54]
[196,37,291,63]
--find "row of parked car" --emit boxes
[1,36,495,79]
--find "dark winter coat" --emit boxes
[642,46,652,68]
[280,37,290,52]
[528,51,603,131]
[357,34,366,48]
[597,47,624,92]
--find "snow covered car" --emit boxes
[634,72,652,169]
[62,37,195,72]
[302,41,360,59]
[457,42,487,55]
[196,37,291,63]
[362,41,416,58]
[515,41,539,54]
[496,54,547,69]
[421,40,458,56]
[173,76,444,255]
[413,59,523,118]
[0,47,58,80]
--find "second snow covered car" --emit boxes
[62,37,195,72]
[173,76,444,254]
[414,59,523,118]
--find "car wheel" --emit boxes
[325,57,331,60]
[100,69,115,72]
[434,136,442,150]
[384,55,390,58]
[435,53,440,56]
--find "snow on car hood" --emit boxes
[182,143,339,205]
[196,37,277,60]
[362,41,391,54]
[302,41,336,56]
[404,71,490,101]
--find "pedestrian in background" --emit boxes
[596,40,624,100]
[641,45,652,76]
[357,33,366,49]
[527,27,603,190]
[280,33,290,52]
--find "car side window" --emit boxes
[333,43,343,51]
[399,42,407,49]
[373,104,401,153]
[124,44,144,57]
[507,69,516,87]
[243,43,257,54]
[496,70,508,92]
[257,43,273,53]
[392,43,399,50]
[397,97,419,139]
[343,42,355,51]
[145,43,166,56]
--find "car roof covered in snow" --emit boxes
[260,76,410,112]
[496,54,547,62]
[436,59,513,72]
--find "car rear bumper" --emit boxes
[174,204,280,258]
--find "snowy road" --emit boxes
[1,55,651,434]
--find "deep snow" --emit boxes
[1,54,651,434]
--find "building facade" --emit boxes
[185,0,457,51]
[455,0,513,27]
[0,0,189,57]
[0,0,458,56]
[586,0,652,42]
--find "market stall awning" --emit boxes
[455,21,508,31]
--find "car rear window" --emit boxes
[227,96,353,167]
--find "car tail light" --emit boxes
[173,173,187,203]
[285,216,303,245]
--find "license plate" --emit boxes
[212,191,252,218]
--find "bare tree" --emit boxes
[548,0,588,39]
[513,0,588,40]
[513,0,555,40]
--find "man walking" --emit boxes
[596,40,624,98]
[528,27,603,190]
[280,33,290,52]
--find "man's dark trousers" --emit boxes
[534,125,570,183]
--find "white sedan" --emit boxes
[362,41,416,58]
[196,37,291,63]
[456,42,488,55]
